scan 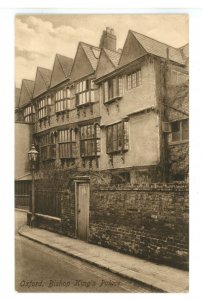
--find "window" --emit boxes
[38,96,51,120]
[103,76,123,103]
[75,79,95,106]
[80,124,101,157]
[127,69,141,90]
[55,87,72,112]
[106,121,129,154]
[171,119,189,142]
[58,129,76,159]
[40,132,56,161]
[24,105,35,123]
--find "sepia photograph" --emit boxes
[15,14,189,293]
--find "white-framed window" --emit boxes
[75,79,95,106]
[24,105,34,123]
[55,87,71,112]
[103,76,123,103]
[38,96,51,120]
[127,69,142,90]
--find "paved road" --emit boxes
[15,210,157,293]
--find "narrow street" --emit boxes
[15,210,157,293]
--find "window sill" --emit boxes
[81,154,100,158]
[104,96,122,105]
[107,149,128,155]
[168,140,189,146]
[76,102,95,108]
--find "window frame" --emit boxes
[103,76,123,104]
[75,79,95,107]
[58,128,76,159]
[40,132,56,161]
[126,69,142,90]
[80,124,101,158]
[106,120,129,154]
[38,96,52,120]
[170,118,189,144]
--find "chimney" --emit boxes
[99,27,117,51]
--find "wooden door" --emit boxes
[77,182,90,241]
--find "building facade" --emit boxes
[15,28,189,268]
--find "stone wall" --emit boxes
[32,169,189,270]
[89,183,189,270]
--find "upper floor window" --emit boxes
[106,121,129,154]
[103,76,123,103]
[55,87,72,112]
[24,105,35,123]
[38,96,52,120]
[80,124,101,158]
[40,132,56,161]
[58,129,76,159]
[75,79,95,106]
[171,118,189,143]
[127,69,141,90]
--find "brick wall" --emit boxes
[89,183,189,270]
[33,169,189,270]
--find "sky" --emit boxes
[15,14,188,88]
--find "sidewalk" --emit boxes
[18,225,189,293]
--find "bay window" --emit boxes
[80,124,101,157]
[24,105,35,123]
[75,79,95,106]
[40,132,56,161]
[106,121,129,154]
[55,87,72,112]
[38,96,52,120]
[103,76,123,103]
[58,129,76,159]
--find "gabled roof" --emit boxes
[81,42,101,70]
[33,67,52,98]
[131,31,185,65]
[57,54,73,77]
[15,87,21,108]
[38,67,52,89]
[96,48,121,79]
[18,79,35,108]
[70,42,101,81]
[103,48,121,67]
[50,54,73,88]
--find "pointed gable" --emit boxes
[96,48,120,79]
[18,79,35,108]
[33,67,51,98]
[71,42,100,81]
[132,31,184,65]
[50,54,73,88]
[119,30,147,67]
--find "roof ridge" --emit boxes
[131,30,185,50]
[80,41,100,50]
[103,48,121,55]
